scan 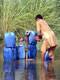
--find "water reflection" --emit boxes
[3,61,15,80]
[25,60,37,80]
[3,60,37,80]
[4,72,15,80]
[16,60,37,80]
[3,60,58,80]
[41,61,57,80]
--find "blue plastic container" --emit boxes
[28,45,37,59]
[3,48,17,61]
[18,46,25,59]
[4,32,16,48]
[44,51,52,61]
[18,45,37,59]
[29,31,37,45]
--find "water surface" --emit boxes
[0,47,60,80]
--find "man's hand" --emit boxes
[34,36,40,41]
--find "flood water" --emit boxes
[0,47,60,80]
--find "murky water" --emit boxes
[0,47,60,80]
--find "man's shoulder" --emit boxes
[40,19,48,26]
[40,19,46,23]
[37,19,47,25]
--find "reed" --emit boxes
[0,0,60,38]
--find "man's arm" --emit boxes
[34,21,42,41]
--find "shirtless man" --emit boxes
[34,14,58,62]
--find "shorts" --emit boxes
[41,39,56,53]
[41,39,50,53]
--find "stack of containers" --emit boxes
[28,31,37,59]
[18,31,37,59]
[3,32,17,61]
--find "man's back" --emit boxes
[37,19,58,46]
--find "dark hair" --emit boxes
[35,14,43,20]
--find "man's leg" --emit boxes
[41,40,47,62]
[41,52,45,62]
[41,39,51,62]
[49,46,56,62]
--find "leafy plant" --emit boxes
[0,0,60,39]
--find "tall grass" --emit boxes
[0,0,60,38]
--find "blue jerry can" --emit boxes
[4,32,16,48]
[3,48,17,61]
[29,31,37,45]
[44,51,52,61]
[28,45,37,59]
[18,46,25,59]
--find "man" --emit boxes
[34,14,58,62]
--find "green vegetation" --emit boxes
[0,0,60,40]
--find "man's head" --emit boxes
[35,14,43,21]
